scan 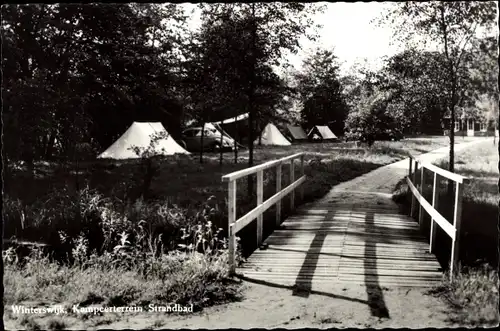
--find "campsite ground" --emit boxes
[3,136,485,330]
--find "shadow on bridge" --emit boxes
[364,211,390,319]
[240,202,444,320]
[268,208,391,319]
[291,209,338,298]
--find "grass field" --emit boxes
[2,136,480,329]
[392,139,499,326]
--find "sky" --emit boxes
[181,2,404,77]
[282,2,402,75]
[180,2,497,78]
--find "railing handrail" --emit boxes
[407,155,468,281]
[222,152,303,182]
[409,154,469,183]
[222,152,306,273]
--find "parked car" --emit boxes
[180,127,234,152]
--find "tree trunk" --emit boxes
[258,121,262,146]
[247,4,257,197]
[200,121,205,164]
[440,5,456,198]
[219,126,224,165]
[234,116,238,164]
[45,129,58,160]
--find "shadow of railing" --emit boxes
[292,210,337,298]
[364,211,390,319]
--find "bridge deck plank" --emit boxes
[236,195,442,288]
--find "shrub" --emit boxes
[345,89,401,145]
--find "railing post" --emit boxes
[290,158,295,210]
[449,181,464,280]
[227,180,237,274]
[276,163,282,227]
[418,166,425,228]
[430,172,439,253]
[410,160,419,217]
[256,170,263,246]
[300,154,305,202]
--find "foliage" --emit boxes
[345,86,401,145]
[377,1,497,171]
[4,246,241,315]
[294,48,350,135]
[430,265,499,326]
[129,131,170,199]
[192,3,324,170]
[380,49,450,134]
[2,4,187,162]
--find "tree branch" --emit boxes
[454,21,478,71]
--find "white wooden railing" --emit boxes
[222,153,306,273]
[407,155,469,280]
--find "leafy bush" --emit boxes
[129,131,171,199]
[345,89,402,145]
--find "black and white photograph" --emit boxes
[2,1,499,329]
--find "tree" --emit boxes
[182,7,292,163]
[378,1,496,173]
[2,4,186,163]
[194,3,323,194]
[380,49,451,134]
[294,48,349,136]
[345,87,400,146]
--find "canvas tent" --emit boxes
[286,125,308,141]
[98,122,189,159]
[254,123,291,146]
[308,125,337,141]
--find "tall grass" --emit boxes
[3,196,242,311]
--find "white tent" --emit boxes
[308,125,337,140]
[98,122,189,159]
[254,123,291,146]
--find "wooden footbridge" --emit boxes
[222,152,468,289]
